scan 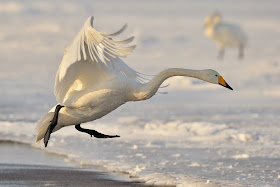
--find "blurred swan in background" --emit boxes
[36,16,233,147]
[204,12,247,59]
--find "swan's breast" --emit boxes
[205,26,214,38]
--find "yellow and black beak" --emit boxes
[218,76,233,90]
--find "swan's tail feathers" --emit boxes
[35,112,54,143]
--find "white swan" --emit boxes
[36,16,233,147]
[204,12,247,59]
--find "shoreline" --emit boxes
[0,141,156,187]
[0,164,150,187]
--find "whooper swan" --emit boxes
[36,16,233,147]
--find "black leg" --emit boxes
[218,48,225,60]
[44,105,64,147]
[75,124,120,138]
[238,45,244,59]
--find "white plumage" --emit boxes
[36,16,233,145]
[204,12,247,59]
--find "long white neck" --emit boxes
[131,68,204,101]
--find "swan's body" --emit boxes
[204,12,247,59]
[36,16,233,145]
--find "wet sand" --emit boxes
[0,142,152,187]
[0,164,148,187]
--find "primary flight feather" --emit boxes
[36,16,233,147]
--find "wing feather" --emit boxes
[59,17,135,80]
[101,24,127,36]
[112,36,135,44]
[54,16,142,106]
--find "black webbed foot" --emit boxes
[75,124,120,138]
[218,48,225,60]
[238,45,244,60]
[44,105,64,147]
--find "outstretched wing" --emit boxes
[54,16,140,106]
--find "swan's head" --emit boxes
[204,12,222,29]
[200,69,233,90]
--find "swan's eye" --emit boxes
[215,75,218,77]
